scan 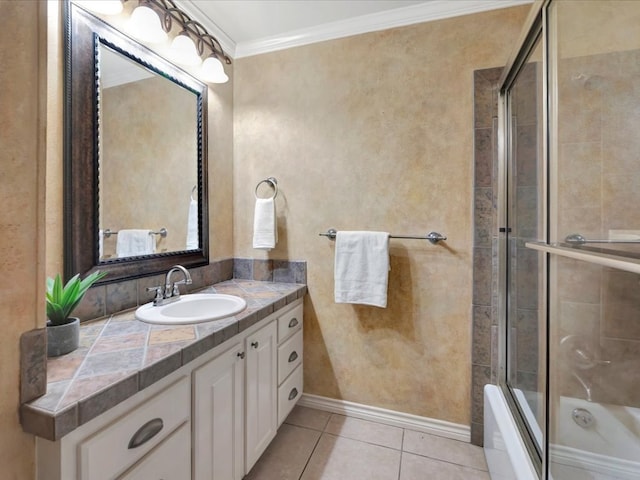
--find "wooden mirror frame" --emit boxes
[64,2,209,285]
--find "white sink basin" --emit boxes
[135,293,247,325]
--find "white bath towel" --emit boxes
[334,231,390,308]
[116,229,156,257]
[253,197,277,250]
[186,198,199,250]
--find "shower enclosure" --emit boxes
[495,1,640,479]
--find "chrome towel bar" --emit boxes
[103,228,168,238]
[565,233,640,245]
[319,228,446,244]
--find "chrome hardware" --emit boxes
[146,286,164,304]
[319,228,446,244]
[288,388,299,401]
[565,233,640,245]
[148,265,193,306]
[572,408,595,428]
[255,177,278,199]
[251,341,259,348]
[237,351,245,359]
[288,351,298,363]
[288,318,299,328]
[103,227,167,238]
[128,418,164,449]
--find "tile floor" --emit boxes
[245,406,490,480]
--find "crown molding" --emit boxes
[234,0,533,58]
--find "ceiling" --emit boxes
[177,0,533,58]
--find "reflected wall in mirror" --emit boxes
[98,45,198,259]
[65,3,209,284]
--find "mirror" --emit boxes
[65,3,209,284]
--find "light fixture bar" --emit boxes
[139,0,232,65]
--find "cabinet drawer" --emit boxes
[79,376,190,480]
[277,364,303,426]
[277,304,303,343]
[118,422,190,480]
[278,329,303,385]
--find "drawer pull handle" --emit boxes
[288,351,298,363]
[128,418,164,449]
[237,351,245,359]
[288,387,299,401]
[251,341,259,348]
[288,317,299,328]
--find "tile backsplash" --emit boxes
[74,258,306,323]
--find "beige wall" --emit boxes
[0,0,46,477]
[234,6,529,424]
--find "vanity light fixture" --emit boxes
[129,0,232,83]
[200,55,229,84]
[128,4,168,43]
[168,30,202,67]
[73,0,232,83]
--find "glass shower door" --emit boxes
[547,1,640,478]
[503,31,546,463]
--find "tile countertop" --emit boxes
[21,279,307,441]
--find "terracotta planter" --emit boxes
[47,317,80,357]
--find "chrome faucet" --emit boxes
[571,372,592,402]
[147,265,193,306]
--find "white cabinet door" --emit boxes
[193,343,245,480]
[118,422,190,480]
[245,321,278,472]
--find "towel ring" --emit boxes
[191,185,197,201]
[255,177,278,200]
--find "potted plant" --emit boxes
[45,271,106,357]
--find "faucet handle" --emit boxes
[146,286,164,304]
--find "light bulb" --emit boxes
[200,56,229,84]
[74,0,123,15]
[168,33,202,67]
[128,5,168,44]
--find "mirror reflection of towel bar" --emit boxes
[565,233,640,245]
[319,228,446,244]
[103,228,168,238]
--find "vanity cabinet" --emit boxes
[276,304,304,426]
[119,422,191,480]
[193,343,245,480]
[245,321,278,472]
[35,299,303,480]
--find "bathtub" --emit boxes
[484,384,538,480]
[484,384,640,480]
[548,396,640,480]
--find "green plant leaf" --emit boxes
[45,271,107,325]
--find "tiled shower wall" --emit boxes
[471,67,502,446]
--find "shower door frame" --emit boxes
[496,0,551,477]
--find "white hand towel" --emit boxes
[334,231,390,308]
[116,229,156,257]
[186,198,199,250]
[253,197,277,250]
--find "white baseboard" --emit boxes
[298,393,470,443]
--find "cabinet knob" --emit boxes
[288,387,299,401]
[237,351,245,359]
[288,317,299,328]
[128,418,164,449]
[288,351,298,363]
[251,341,259,348]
